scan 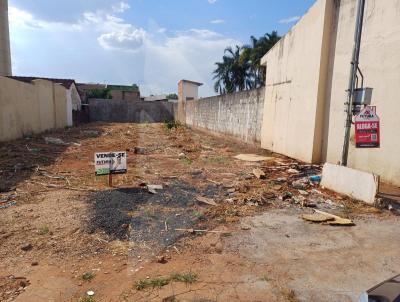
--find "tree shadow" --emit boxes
[0,125,105,194]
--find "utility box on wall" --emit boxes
[353,87,373,106]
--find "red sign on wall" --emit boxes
[355,106,380,148]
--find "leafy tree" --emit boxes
[166,93,178,100]
[86,88,112,100]
[213,31,281,94]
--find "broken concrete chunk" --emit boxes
[252,168,266,179]
[275,177,287,183]
[196,195,217,206]
[241,224,251,230]
[298,190,309,196]
[292,180,307,190]
[288,168,300,174]
[21,243,33,251]
[147,185,163,194]
[178,153,186,159]
[234,154,273,162]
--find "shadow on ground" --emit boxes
[0,125,105,193]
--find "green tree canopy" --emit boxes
[166,93,178,100]
[86,88,112,100]
[213,31,281,94]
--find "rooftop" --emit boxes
[7,76,76,89]
[179,79,203,86]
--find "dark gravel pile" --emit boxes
[85,181,219,251]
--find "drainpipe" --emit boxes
[341,0,366,166]
[0,0,12,76]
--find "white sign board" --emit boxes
[95,151,127,175]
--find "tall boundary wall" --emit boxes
[260,0,400,186]
[184,87,265,145]
[0,76,68,142]
[89,99,175,123]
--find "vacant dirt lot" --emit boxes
[0,123,399,302]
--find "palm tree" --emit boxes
[213,31,281,94]
[213,45,251,94]
[241,31,281,88]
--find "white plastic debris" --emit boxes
[44,137,68,146]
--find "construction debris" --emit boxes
[196,195,217,206]
[302,210,354,226]
[21,243,33,251]
[134,147,147,155]
[252,168,266,179]
[302,213,333,223]
[175,228,231,234]
[147,185,163,194]
[82,130,100,137]
[44,137,68,146]
[87,290,95,296]
[309,175,321,183]
[292,179,308,190]
[234,154,272,162]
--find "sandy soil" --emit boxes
[0,123,397,302]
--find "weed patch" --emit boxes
[81,272,95,281]
[135,272,198,291]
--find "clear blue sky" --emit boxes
[9,0,315,96]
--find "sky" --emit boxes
[8,0,315,97]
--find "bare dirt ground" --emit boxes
[0,123,399,302]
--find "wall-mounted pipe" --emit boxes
[0,0,12,76]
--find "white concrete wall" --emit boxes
[260,0,333,163]
[324,0,400,186]
[0,77,68,141]
[66,89,73,127]
[259,0,400,186]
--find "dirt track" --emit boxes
[0,123,398,302]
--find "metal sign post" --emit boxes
[108,154,113,187]
[341,0,366,166]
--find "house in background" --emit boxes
[108,84,140,102]
[76,83,140,102]
[142,94,179,103]
[7,76,82,126]
[142,94,168,102]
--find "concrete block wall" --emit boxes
[89,99,175,123]
[184,87,265,144]
[0,76,69,142]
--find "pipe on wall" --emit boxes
[0,0,12,76]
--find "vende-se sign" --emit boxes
[95,151,127,175]
[355,106,380,148]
